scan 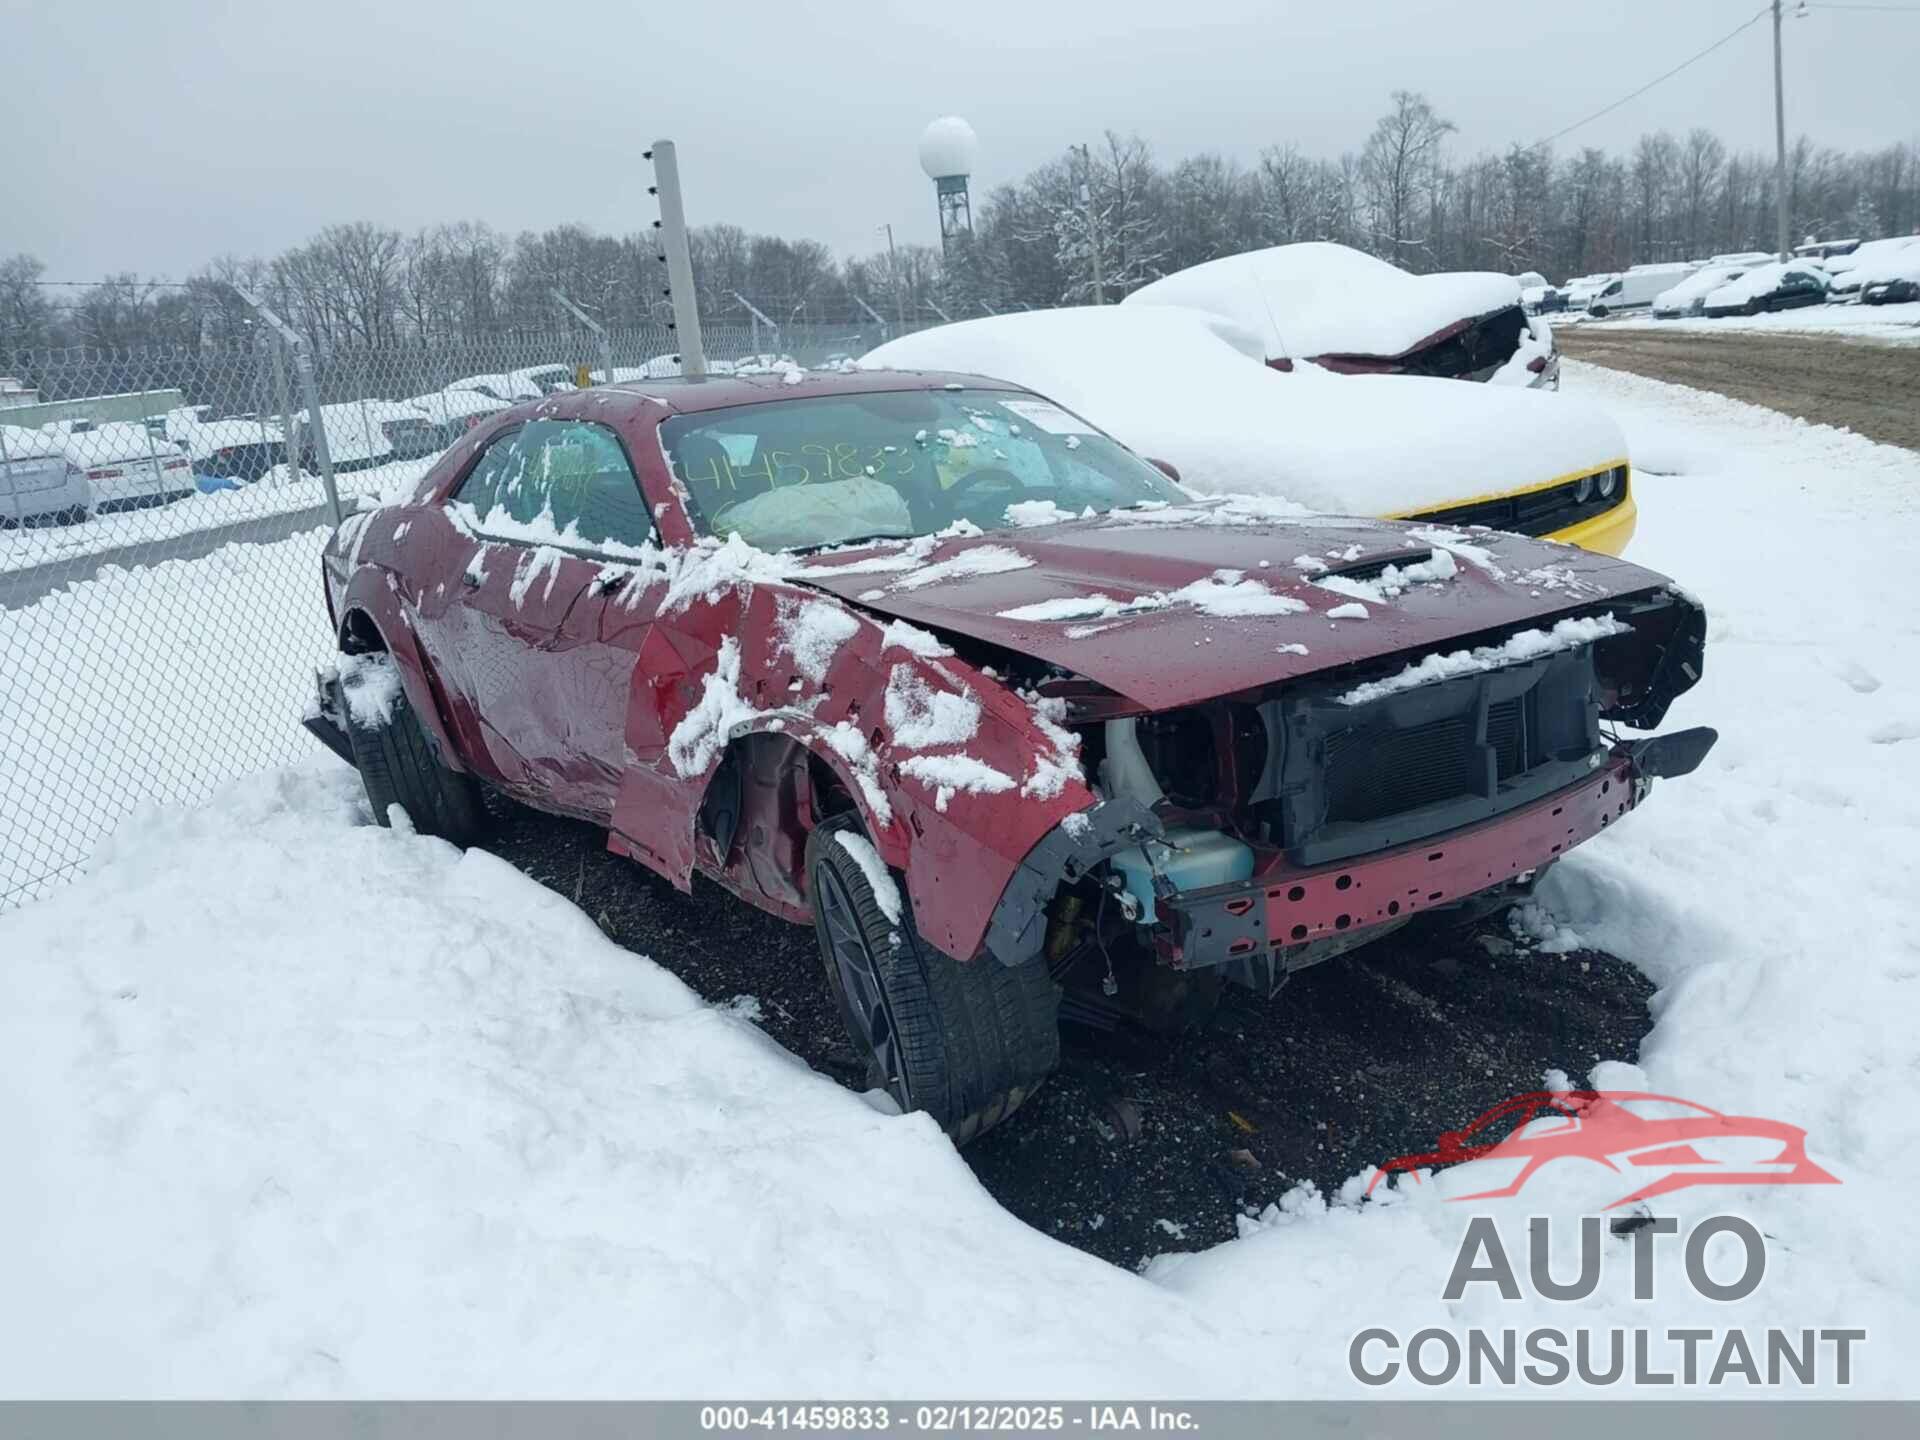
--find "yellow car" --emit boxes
[1386,459,1636,557]
[863,308,1639,557]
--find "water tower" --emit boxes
[918,116,977,254]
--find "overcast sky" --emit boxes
[8,0,1917,280]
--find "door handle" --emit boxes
[461,569,483,589]
[595,570,629,595]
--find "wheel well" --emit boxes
[694,733,867,913]
[339,608,386,655]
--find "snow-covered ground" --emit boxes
[1590,301,1920,343]
[2,362,1917,1396]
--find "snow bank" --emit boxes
[863,306,1627,517]
[0,761,1240,1396]
[1123,242,1521,361]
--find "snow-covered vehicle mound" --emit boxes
[1123,242,1556,388]
[863,305,1631,550]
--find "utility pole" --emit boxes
[879,223,906,328]
[1772,0,1790,260]
[1074,143,1106,304]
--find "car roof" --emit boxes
[599,366,1024,415]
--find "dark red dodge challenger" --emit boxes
[307,368,1714,1142]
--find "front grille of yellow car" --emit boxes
[1408,465,1628,537]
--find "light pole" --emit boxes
[1772,0,1790,260]
[878,223,906,328]
[1073,142,1106,304]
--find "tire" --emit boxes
[1588,304,1609,318]
[806,814,1059,1144]
[341,653,482,846]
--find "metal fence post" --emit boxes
[651,139,708,380]
[233,286,342,524]
[552,288,616,385]
[295,347,342,524]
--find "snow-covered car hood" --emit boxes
[1655,266,1748,311]
[1122,242,1522,362]
[790,503,1675,712]
[860,306,1626,519]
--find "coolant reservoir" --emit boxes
[1110,826,1255,924]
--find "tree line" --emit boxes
[4,90,1915,358]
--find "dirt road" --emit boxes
[1560,324,1920,451]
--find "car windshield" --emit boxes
[659,387,1184,551]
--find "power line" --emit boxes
[1806,3,1920,10]
[1530,5,1772,150]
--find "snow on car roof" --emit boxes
[408,389,506,423]
[1125,242,1521,362]
[0,423,65,461]
[49,421,179,466]
[1657,264,1753,306]
[1706,260,1827,305]
[861,305,1627,519]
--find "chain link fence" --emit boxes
[0,317,919,910]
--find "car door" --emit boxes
[426,417,661,818]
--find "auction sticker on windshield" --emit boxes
[999,398,1095,435]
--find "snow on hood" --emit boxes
[789,504,1670,711]
[861,306,1626,518]
[1122,242,1522,362]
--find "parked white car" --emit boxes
[1653,264,1756,318]
[49,421,195,513]
[1586,264,1699,316]
[1123,242,1558,387]
[1559,273,1620,312]
[1,424,91,527]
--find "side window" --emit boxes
[451,424,523,523]
[456,419,655,552]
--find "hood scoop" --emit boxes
[1321,548,1438,583]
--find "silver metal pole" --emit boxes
[651,140,707,380]
[268,327,300,483]
[730,291,779,355]
[1077,143,1106,304]
[925,299,952,323]
[552,287,615,385]
[232,285,342,524]
[883,222,905,327]
[852,293,889,341]
[1773,0,1791,260]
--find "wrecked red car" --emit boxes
[306,369,1713,1142]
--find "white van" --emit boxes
[1586,264,1699,316]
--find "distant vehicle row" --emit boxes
[1524,235,1920,322]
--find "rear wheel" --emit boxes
[806,814,1059,1144]
[341,653,482,846]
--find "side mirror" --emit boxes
[1147,457,1181,484]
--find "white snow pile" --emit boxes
[1336,614,1629,706]
[1122,241,1520,364]
[834,828,903,923]
[882,664,980,751]
[774,597,861,685]
[998,569,1306,625]
[899,753,1018,813]
[666,636,763,776]
[335,651,403,727]
[863,306,1627,518]
[1312,546,1459,607]
[891,544,1034,592]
